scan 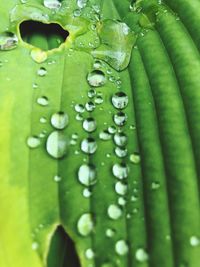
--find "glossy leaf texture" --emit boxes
[0,1,200,267]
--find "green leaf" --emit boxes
[0,0,200,267]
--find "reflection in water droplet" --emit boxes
[87,70,106,87]
[27,136,41,148]
[85,248,95,259]
[78,164,96,186]
[114,132,127,147]
[81,138,97,154]
[107,204,122,220]
[135,248,149,262]
[113,112,127,126]
[83,118,97,132]
[75,104,85,113]
[37,67,47,76]
[31,48,47,63]
[43,0,62,9]
[112,163,129,179]
[51,112,69,130]
[115,181,128,195]
[46,131,69,159]
[112,92,129,110]
[115,240,129,256]
[115,147,128,158]
[0,32,18,51]
[99,130,111,141]
[37,96,49,106]
[77,213,94,236]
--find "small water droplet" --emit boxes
[51,111,69,130]
[113,112,127,126]
[115,147,128,158]
[118,197,126,206]
[135,248,149,262]
[87,70,106,87]
[83,188,92,198]
[151,181,160,190]
[75,104,85,113]
[190,236,200,247]
[77,0,88,9]
[37,67,47,77]
[46,131,69,159]
[101,263,114,267]
[88,89,96,98]
[32,242,39,250]
[94,95,103,104]
[115,240,129,256]
[115,181,128,195]
[27,136,41,148]
[0,32,18,51]
[108,126,117,134]
[83,118,97,132]
[31,48,47,63]
[106,228,115,238]
[93,60,102,69]
[76,114,84,121]
[78,164,96,186]
[43,0,62,9]
[77,213,94,236]
[54,175,62,182]
[85,248,95,259]
[112,92,129,110]
[85,101,96,112]
[99,130,111,141]
[112,163,129,179]
[130,153,141,164]
[114,132,127,146]
[107,204,122,220]
[81,138,97,154]
[37,96,49,106]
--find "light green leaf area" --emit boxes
[0,1,200,267]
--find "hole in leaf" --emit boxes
[47,226,81,267]
[19,20,69,50]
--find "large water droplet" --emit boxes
[77,213,94,236]
[115,240,129,256]
[81,138,97,154]
[83,118,97,132]
[78,164,96,186]
[51,112,69,130]
[112,163,129,179]
[43,0,62,9]
[87,70,106,87]
[0,32,18,51]
[135,248,149,262]
[107,204,122,220]
[113,112,127,126]
[46,131,69,159]
[115,181,128,195]
[27,136,41,148]
[112,92,129,110]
